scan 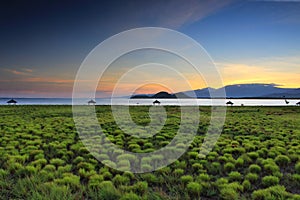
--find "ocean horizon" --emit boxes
[1,98,299,106]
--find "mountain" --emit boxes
[130,84,300,99]
[131,91,189,99]
[130,94,152,99]
[221,84,294,98]
[179,87,216,98]
[259,88,300,98]
[153,91,175,98]
[181,84,300,98]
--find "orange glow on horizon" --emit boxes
[218,62,300,89]
[133,84,173,94]
[1,59,299,98]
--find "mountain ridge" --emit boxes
[130,83,300,99]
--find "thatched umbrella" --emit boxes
[226,101,234,106]
[153,100,161,105]
[7,99,17,105]
[88,99,96,105]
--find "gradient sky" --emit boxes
[0,0,299,97]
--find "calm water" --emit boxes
[0,98,299,106]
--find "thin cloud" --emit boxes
[166,0,234,28]
[23,68,33,73]
[3,68,33,76]
[139,0,235,29]
[24,77,74,84]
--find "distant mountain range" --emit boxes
[130,84,300,99]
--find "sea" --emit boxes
[0,98,299,106]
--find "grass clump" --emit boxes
[180,175,193,184]
[245,173,259,183]
[224,162,235,173]
[252,185,295,200]
[197,173,210,182]
[262,176,280,187]
[50,158,65,167]
[88,174,104,189]
[228,171,242,182]
[90,181,120,200]
[263,163,280,174]
[54,173,81,190]
[274,155,291,166]
[112,174,130,186]
[186,182,202,196]
[219,182,242,200]
[43,164,56,172]
[249,164,261,174]
[133,181,148,196]
[242,180,251,191]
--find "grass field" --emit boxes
[0,105,299,199]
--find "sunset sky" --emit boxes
[0,0,300,97]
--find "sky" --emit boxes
[0,0,300,97]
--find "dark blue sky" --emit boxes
[0,0,299,97]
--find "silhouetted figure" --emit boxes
[226,101,234,106]
[7,99,17,105]
[153,100,161,105]
[88,99,96,105]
